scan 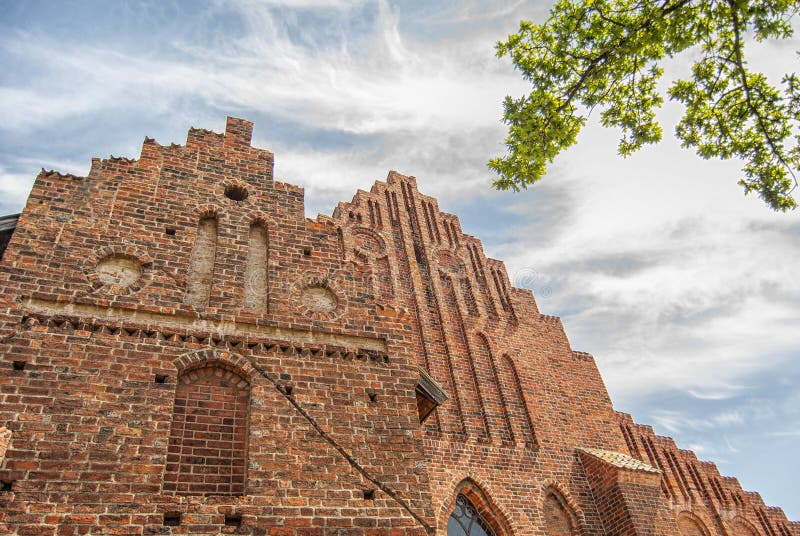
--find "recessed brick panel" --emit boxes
[731,519,760,536]
[543,492,575,536]
[164,364,249,496]
[678,512,709,536]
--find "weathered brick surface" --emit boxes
[0,427,10,467]
[543,490,577,536]
[579,448,678,535]
[0,117,795,535]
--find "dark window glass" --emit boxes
[447,494,495,536]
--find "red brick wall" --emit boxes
[164,364,249,495]
[617,412,799,536]
[0,118,433,534]
[731,518,760,536]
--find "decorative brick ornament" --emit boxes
[291,271,346,321]
[80,244,153,296]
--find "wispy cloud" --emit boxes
[650,408,753,435]
[687,387,744,401]
[0,1,523,137]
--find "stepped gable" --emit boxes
[617,412,798,536]
[0,117,795,535]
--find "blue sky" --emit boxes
[1,0,798,520]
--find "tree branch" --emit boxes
[726,0,798,194]
[556,0,693,113]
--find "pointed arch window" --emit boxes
[448,494,496,536]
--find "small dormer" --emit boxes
[415,366,448,423]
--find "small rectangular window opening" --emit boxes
[163,513,181,526]
[224,513,242,527]
[12,361,26,371]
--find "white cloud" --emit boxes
[768,430,800,437]
[687,387,744,401]
[225,0,367,6]
[0,168,35,210]
[498,90,800,400]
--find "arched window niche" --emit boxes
[163,359,251,496]
[543,486,581,536]
[677,511,711,536]
[446,479,510,536]
[730,517,760,536]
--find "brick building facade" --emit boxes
[0,117,796,535]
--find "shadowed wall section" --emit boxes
[499,353,536,447]
[544,490,577,536]
[678,512,710,536]
[471,333,513,444]
[439,273,489,439]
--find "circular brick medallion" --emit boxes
[80,244,153,296]
[95,255,142,287]
[300,286,337,313]
[350,227,387,260]
[292,273,346,321]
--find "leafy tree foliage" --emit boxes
[492,0,800,210]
